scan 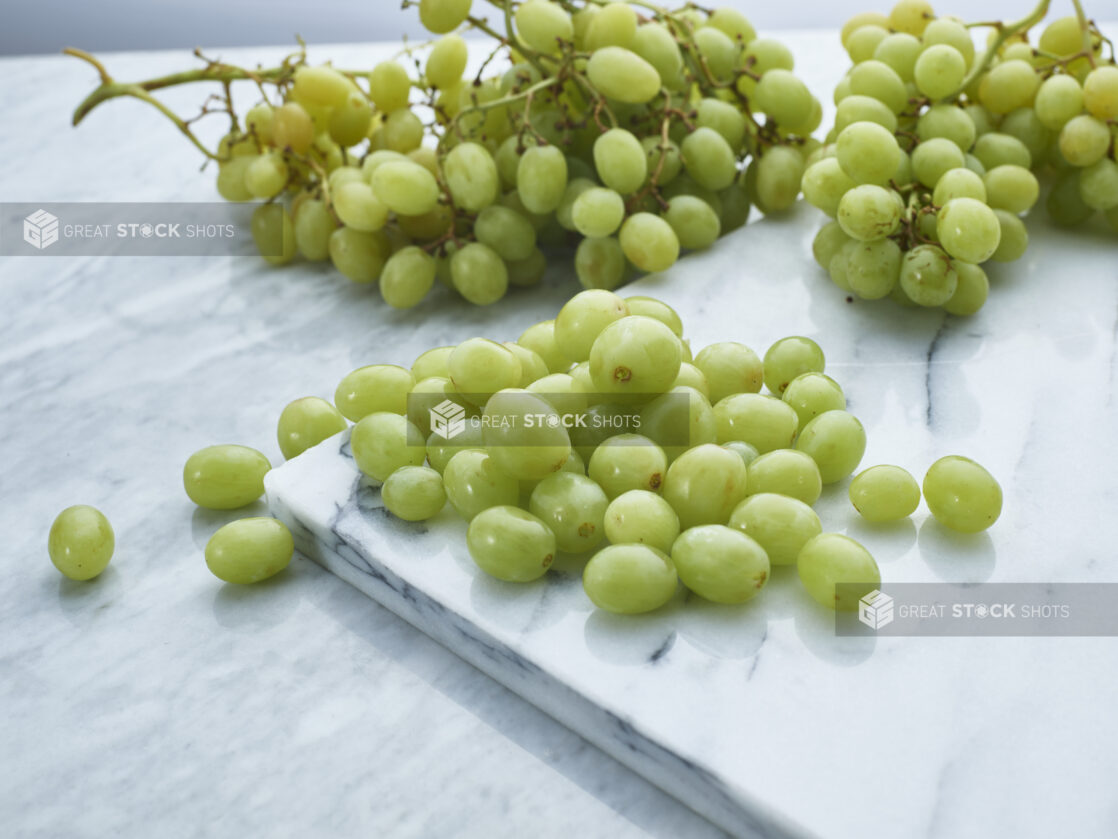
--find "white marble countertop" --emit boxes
[2,28,1116,839]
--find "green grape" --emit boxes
[944,261,989,315]
[619,213,680,273]
[426,417,483,473]
[588,434,668,498]
[520,448,586,497]
[351,412,426,481]
[639,386,717,462]
[736,38,794,96]
[517,145,568,213]
[847,25,889,64]
[911,137,966,188]
[272,102,314,154]
[834,94,898,133]
[797,533,880,611]
[722,441,760,470]
[515,0,573,54]
[847,59,907,113]
[589,316,682,397]
[183,445,270,510]
[979,59,1040,115]
[448,339,520,406]
[694,342,763,403]
[556,178,595,231]
[713,393,799,454]
[361,150,409,180]
[329,92,373,147]
[728,493,820,567]
[419,0,472,34]
[572,188,625,238]
[215,157,254,202]
[899,244,957,306]
[937,197,1001,264]
[585,2,637,50]
[632,21,683,85]
[828,250,853,292]
[746,449,822,505]
[443,450,520,520]
[1083,65,1118,120]
[641,135,683,186]
[672,364,709,397]
[525,373,589,416]
[503,343,549,386]
[998,108,1051,165]
[973,132,1031,170]
[334,181,389,232]
[554,290,629,363]
[849,464,920,521]
[379,246,436,309]
[468,506,555,582]
[244,102,274,144]
[582,544,677,614]
[623,296,683,337]
[964,153,986,176]
[753,146,804,213]
[473,205,537,262]
[923,455,1002,533]
[586,46,661,103]
[494,136,521,189]
[983,165,1038,214]
[245,152,288,199]
[277,397,347,460]
[449,242,508,305]
[836,184,902,241]
[841,12,890,46]
[835,122,900,187]
[663,195,721,250]
[1059,115,1111,168]
[250,205,296,266]
[802,158,856,216]
[412,347,454,382]
[763,336,825,396]
[914,44,966,101]
[680,127,737,192]
[783,372,846,431]
[48,505,114,581]
[483,388,572,480]
[443,142,499,211]
[427,34,468,87]
[844,237,902,300]
[873,32,922,81]
[335,364,414,421]
[604,490,680,554]
[1047,169,1095,225]
[989,210,1028,262]
[923,18,974,65]
[529,472,608,553]
[407,376,459,435]
[671,525,770,604]
[754,69,813,128]
[933,167,986,204]
[812,221,852,269]
[371,160,439,215]
[205,518,293,585]
[916,104,977,151]
[706,7,756,44]
[507,248,547,288]
[888,0,933,35]
[662,443,749,530]
[517,321,567,376]
[1078,159,1118,211]
[695,98,747,151]
[692,26,738,80]
[795,409,865,483]
[382,465,447,521]
[382,108,424,153]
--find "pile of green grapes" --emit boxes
[71,0,821,307]
[805,0,1117,313]
[51,291,1003,615]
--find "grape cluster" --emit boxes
[806,0,1117,315]
[73,1,821,308]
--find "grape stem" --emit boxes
[947,0,1052,101]
[1070,0,1098,69]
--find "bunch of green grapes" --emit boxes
[72,0,821,308]
[804,0,1116,315]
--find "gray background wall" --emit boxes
[1,0,1039,56]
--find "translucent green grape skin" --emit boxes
[582,544,678,614]
[183,445,271,510]
[797,533,880,611]
[382,465,447,521]
[713,393,800,454]
[350,412,427,482]
[849,465,921,522]
[670,525,770,604]
[529,472,609,553]
[782,372,846,431]
[443,449,520,520]
[588,434,668,498]
[589,315,682,397]
[426,417,484,473]
[603,490,681,554]
[693,342,764,404]
[205,517,293,585]
[728,493,821,566]
[482,388,572,481]
[746,449,822,506]
[794,410,866,484]
[554,289,630,363]
[277,397,348,460]
[467,506,556,583]
[662,443,749,530]
[923,455,1003,533]
[48,505,114,581]
[334,364,415,421]
[763,336,825,395]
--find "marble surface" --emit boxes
[2,26,1117,839]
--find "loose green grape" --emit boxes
[589,316,682,397]
[834,94,898,133]
[427,34,468,87]
[794,410,865,484]
[588,434,668,498]
[412,347,454,381]
[782,372,846,431]
[844,238,902,300]
[1059,115,1111,168]
[407,376,461,435]
[1078,159,1118,211]
[426,417,483,473]
[528,472,608,553]
[933,168,986,205]
[937,197,1001,264]
[753,146,804,213]
[983,165,1039,215]
[722,440,760,469]
[379,246,437,309]
[586,46,661,103]
[48,505,114,581]
[277,397,347,460]
[450,242,509,305]
[448,339,520,406]
[914,44,966,101]
[515,0,573,54]
[693,342,763,403]
[763,336,825,396]
[923,455,1002,533]
[746,449,822,506]
[503,343,548,386]
[847,25,889,64]
[671,525,769,604]
[604,490,680,554]
[1083,65,1118,120]
[554,290,629,363]
[205,518,293,585]
[572,188,625,238]
[619,213,680,274]
[517,145,568,214]
[681,127,737,192]
[916,104,977,152]
[849,464,920,521]
[662,444,748,530]
[419,0,472,34]
[335,364,414,421]
[443,450,519,520]
[802,158,856,217]
[835,122,901,190]
[583,544,677,614]
[250,205,296,266]
[728,493,820,567]
[443,142,500,211]
[911,138,966,188]
[973,132,1031,170]
[183,445,270,510]
[899,244,957,306]
[382,466,447,521]
[525,373,589,416]
[639,386,717,462]
[518,320,568,375]
[713,393,800,454]
[623,296,683,337]
[836,184,902,241]
[979,59,1040,115]
[483,388,572,481]
[468,506,555,582]
[798,533,880,611]
[351,412,426,482]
